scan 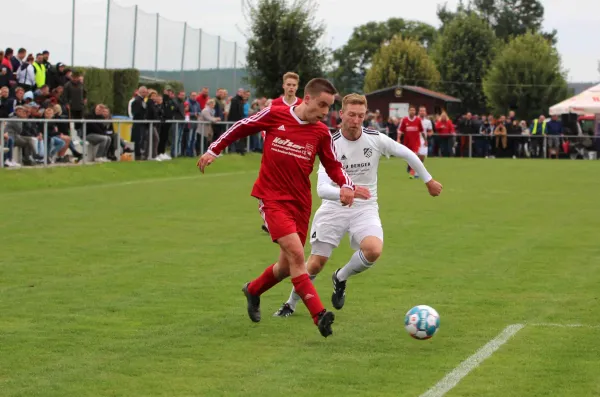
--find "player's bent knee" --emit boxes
[361,237,383,263]
[306,255,328,275]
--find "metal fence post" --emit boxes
[71,0,76,66]
[82,121,87,164]
[198,28,202,70]
[200,124,205,154]
[103,0,110,68]
[148,122,154,160]
[468,135,472,158]
[217,35,221,70]
[43,122,48,166]
[132,5,138,68]
[233,42,237,89]
[154,13,160,78]
[117,121,121,162]
[180,22,187,83]
[0,121,5,168]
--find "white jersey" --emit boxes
[420,118,432,146]
[316,127,432,207]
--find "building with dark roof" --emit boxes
[365,85,462,119]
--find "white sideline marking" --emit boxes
[0,170,256,197]
[530,323,600,329]
[420,324,525,397]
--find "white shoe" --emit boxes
[161,153,172,160]
[154,156,163,161]
[11,160,22,168]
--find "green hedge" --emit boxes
[73,67,141,116]
[144,80,185,95]
[72,67,185,115]
[113,69,140,115]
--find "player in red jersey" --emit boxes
[270,72,303,107]
[260,72,303,233]
[197,78,360,337]
[398,105,424,178]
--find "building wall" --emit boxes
[365,90,450,120]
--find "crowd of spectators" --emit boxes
[364,109,596,160]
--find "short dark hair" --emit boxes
[42,50,49,55]
[304,78,337,97]
[5,48,13,56]
[72,71,81,78]
[36,53,42,57]
[409,105,416,110]
[18,48,26,54]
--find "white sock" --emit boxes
[337,250,374,281]
[287,274,316,311]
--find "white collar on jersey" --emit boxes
[335,128,363,141]
[289,106,309,124]
[407,116,417,122]
[282,96,298,106]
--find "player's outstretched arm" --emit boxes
[380,134,443,196]
[316,168,371,201]
[198,107,272,172]
[317,132,356,206]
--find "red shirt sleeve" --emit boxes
[317,130,355,190]
[449,121,455,133]
[399,117,407,134]
[207,107,272,156]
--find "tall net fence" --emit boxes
[105,0,246,72]
[12,0,248,73]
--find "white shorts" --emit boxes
[309,203,383,256]
[418,145,428,156]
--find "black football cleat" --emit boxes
[273,303,294,317]
[331,269,347,310]
[242,282,261,322]
[317,310,335,337]
[261,224,269,234]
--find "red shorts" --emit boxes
[258,199,310,246]
[403,136,420,154]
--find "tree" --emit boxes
[483,32,569,119]
[433,13,498,114]
[330,18,437,94]
[244,0,327,98]
[363,36,440,94]
[438,0,556,43]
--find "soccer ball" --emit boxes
[404,305,440,340]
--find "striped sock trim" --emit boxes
[358,250,374,267]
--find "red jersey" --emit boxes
[208,106,354,209]
[435,120,455,135]
[270,96,302,107]
[399,116,424,152]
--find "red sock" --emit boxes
[247,264,280,296]
[292,273,325,324]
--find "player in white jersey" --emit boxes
[274,94,443,317]
[416,106,433,178]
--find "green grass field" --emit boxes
[1,156,599,397]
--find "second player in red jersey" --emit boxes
[198,78,360,338]
[270,71,303,108]
[398,105,424,154]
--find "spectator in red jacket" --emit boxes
[435,112,455,157]
[197,87,209,110]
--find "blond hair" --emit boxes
[342,93,367,110]
[283,72,299,83]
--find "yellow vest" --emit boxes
[32,62,46,88]
[532,119,547,135]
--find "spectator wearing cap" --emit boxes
[16,54,35,92]
[47,62,67,90]
[42,51,51,70]
[32,53,46,89]
[5,106,38,165]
